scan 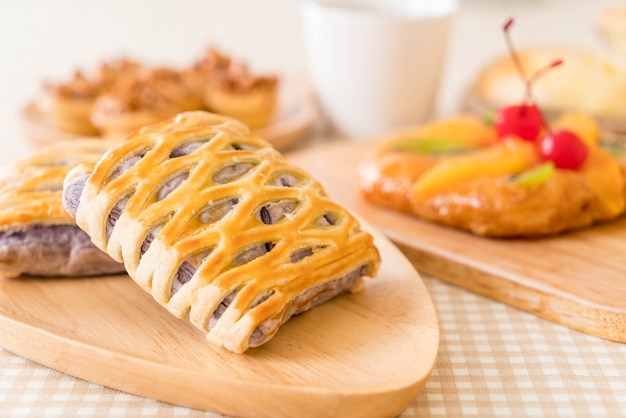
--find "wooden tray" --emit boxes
[20,96,317,152]
[0,227,438,418]
[287,140,626,343]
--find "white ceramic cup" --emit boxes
[302,0,457,139]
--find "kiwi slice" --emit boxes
[392,138,478,155]
[513,162,555,185]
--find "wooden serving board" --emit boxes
[287,140,626,343]
[0,227,438,418]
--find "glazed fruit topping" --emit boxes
[513,161,555,185]
[495,104,544,141]
[493,18,589,171]
[493,18,562,142]
[393,138,478,154]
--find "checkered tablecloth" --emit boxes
[1,274,624,418]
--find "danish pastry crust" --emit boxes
[64,111,380,353]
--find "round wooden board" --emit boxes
[0,225,439,418]
[20,97,317,151]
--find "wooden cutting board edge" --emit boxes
[388,233,626,344]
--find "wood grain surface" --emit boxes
[287,140,626,343]
[0,226,438,418]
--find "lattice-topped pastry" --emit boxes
[62,111,380,353]
[0,139,124,278]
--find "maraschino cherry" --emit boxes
[539,130,588,170]
[495,104,544,142]
[493,18,562,142]
[493,17,589,170]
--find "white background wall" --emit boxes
[0,0,622,161]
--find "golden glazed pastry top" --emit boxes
[0,139,116,230]
[66,111,380,352]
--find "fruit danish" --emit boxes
[62,111,380,353]
[359,18,626,238]
[359,113,626,237]
[0,139,124,278]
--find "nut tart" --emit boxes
[203,60,279,130]
[90,67,205,139]
[359,113,626,237]
[190,47,232,85]
[35,58,143,137]
[36,70,102,136]
[62,111,380,353]
[0,139,124,278]
[29,48,282,146]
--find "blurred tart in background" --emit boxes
[203,60,279,129]
[37,70,102,136]
[90,66,204,138]
[27,47,280,141]
[35,58,143,136]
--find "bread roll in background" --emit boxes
[465,46,626,139]
[465,8,626,142]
